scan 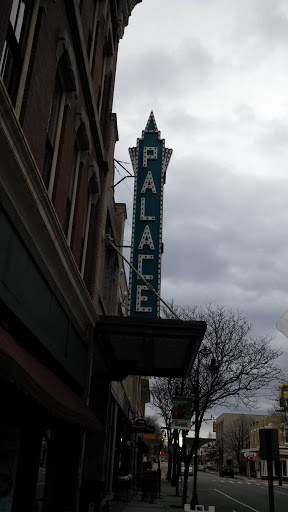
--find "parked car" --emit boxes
[197,464,206,472]
[219,465,234,478]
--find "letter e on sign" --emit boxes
[136,286,152,312]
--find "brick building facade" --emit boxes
[0,1,143,511]
[0,2,208,511]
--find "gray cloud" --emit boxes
[115,39,214,101]
[160,156,288,336]
[113,0,288,422]
[256,121,288,152]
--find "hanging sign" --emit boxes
[171,396,193,430]
[143,432,157,439]
[129,112,172,317]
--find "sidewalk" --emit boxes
[113,464,184,512]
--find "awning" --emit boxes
[0,325,103,432]
[94,316,207,380]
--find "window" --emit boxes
[66,147,81,246]
[261,460,267,476]
[41,34,79,197]
[64,146,79,239]
[98,30,113,118]
[65,110,91,248]
[42,74,65,190]
[80,162,101,277]
[0,0,30,104]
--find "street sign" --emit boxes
[259,428,279,460]
[171,419,191,430]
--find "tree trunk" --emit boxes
[182,438,194,507]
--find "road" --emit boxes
[186,471,288,512]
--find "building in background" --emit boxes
[215,413,267,472]
[215,412,288,480]
[244,415,288,481]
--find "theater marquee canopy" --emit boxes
[94,316,207,381]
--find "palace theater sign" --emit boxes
[129,112,172,317]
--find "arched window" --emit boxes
[80,161,101,278]
[98,29,113,118]
[65,109,91,248]
[42,32,78,197]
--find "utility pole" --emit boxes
[190,382,200,508]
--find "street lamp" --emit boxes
[190,352,218,509]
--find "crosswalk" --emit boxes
[213,478,267,487]
[212,477,287,490]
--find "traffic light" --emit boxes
[213,421,216,432]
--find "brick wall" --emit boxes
[2,0,136,313]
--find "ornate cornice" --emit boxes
[118,0,142,39]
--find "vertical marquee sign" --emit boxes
[129,112,172,317]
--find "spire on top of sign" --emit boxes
[145,111,158,132]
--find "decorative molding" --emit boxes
[117,0,142,40]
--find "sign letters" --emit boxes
[129,112,172,317]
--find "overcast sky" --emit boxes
[112,0,288,433]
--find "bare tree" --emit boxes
[143,415,162,463]
[150,303,283,504]
[267,403,288,447]
[268,403,288,427]
[224,415,250,471]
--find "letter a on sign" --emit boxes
[141,171,157,194]
[138,225,155,250]
[128,111,172,318]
